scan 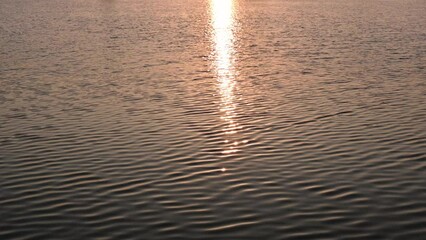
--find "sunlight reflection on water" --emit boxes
[210,0,242,155]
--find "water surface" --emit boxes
[1,0,425,239]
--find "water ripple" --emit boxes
[1,0,426,239]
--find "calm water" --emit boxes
[1,0,426,239]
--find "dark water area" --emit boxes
[1,0,425,239]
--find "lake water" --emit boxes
[1,0,425,239]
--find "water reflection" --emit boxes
[210,0,241,155]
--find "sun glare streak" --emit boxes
[210,0,240,155]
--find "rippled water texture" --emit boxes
[1,0,426,239]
